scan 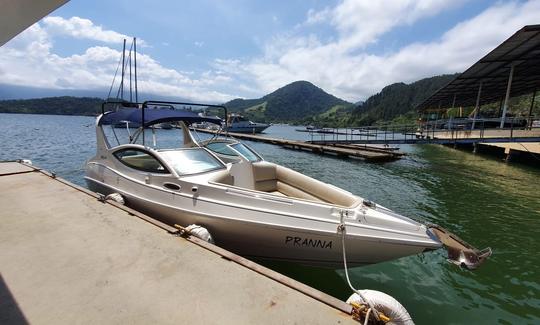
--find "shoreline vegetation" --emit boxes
[1,74,538,127]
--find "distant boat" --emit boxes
[226,114,269,133]
[113,120,141,129]
[155,122,173,129]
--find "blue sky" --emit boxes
[1,0,539,102]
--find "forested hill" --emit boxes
[224,81,351,123]
[347,74,459,125]
[0,75,461,126]
[0,96,103,116]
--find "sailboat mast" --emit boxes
[129,42,133,102]
[120,39,126,100]
[134,37,138,103]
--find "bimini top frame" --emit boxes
[99,99,227,146]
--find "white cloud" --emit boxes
[308,0,464,50]
[0,18,234,102]
[305,8,331,25]
[221,0,540,101]
[43,16,147,46]
[2,2,540,104]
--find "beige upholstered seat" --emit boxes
[208,169,235,185]
[210,161,360,207]
[252,162,360,207]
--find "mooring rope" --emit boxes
[339,211,381,322]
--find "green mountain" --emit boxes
[224,80,352,123]
[224,75,462,127]
[10,74,525,128]
[0,96,104,116]
[348,74,459,126]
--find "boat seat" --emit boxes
[252,161,277,192]
[208,169,234,185]
[251,162,360,207]
[269,190,287,197]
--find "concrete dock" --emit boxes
[194,128,403,162]
[0,162,355,324]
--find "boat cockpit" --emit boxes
[95,100,362,208]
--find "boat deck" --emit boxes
[0,161,354,324]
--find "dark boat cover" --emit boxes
[99,108,222,126]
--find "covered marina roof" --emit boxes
[417,25,540,112]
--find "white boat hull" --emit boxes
[84,102,490,271]
[86,111,441,268]
[85,168,440,268]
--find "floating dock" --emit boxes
[194,129,403,162]
[0,161,356,324]
[429,128,540,160]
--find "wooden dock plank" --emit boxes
[193,129,402,161]
[0,163,354,324]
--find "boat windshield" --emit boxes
[159,148,224,175]
[230,143,261,162]
[204,140,262,162]
[231,115,247,123]
[205,141,237,156]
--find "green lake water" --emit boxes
[1,113,539,324]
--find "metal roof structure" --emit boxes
[0,0,69,46]
[417,24,540,112]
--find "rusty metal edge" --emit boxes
[15,161,353,316]
[0,169,37,177]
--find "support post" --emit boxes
[504,147,513,163]
[528,89,536,129]
[449,94,457,130]
[471,81,483,130]
[500,64,515,128]
[497,96,504,117]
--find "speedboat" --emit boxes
[85,100,490,268]
[226,113,269,133]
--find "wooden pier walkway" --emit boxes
[0,161,355,324]
[193,129,403,162]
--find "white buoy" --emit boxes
[347,290,414,325]
[105,193,125,205]
[186,224,214,244]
